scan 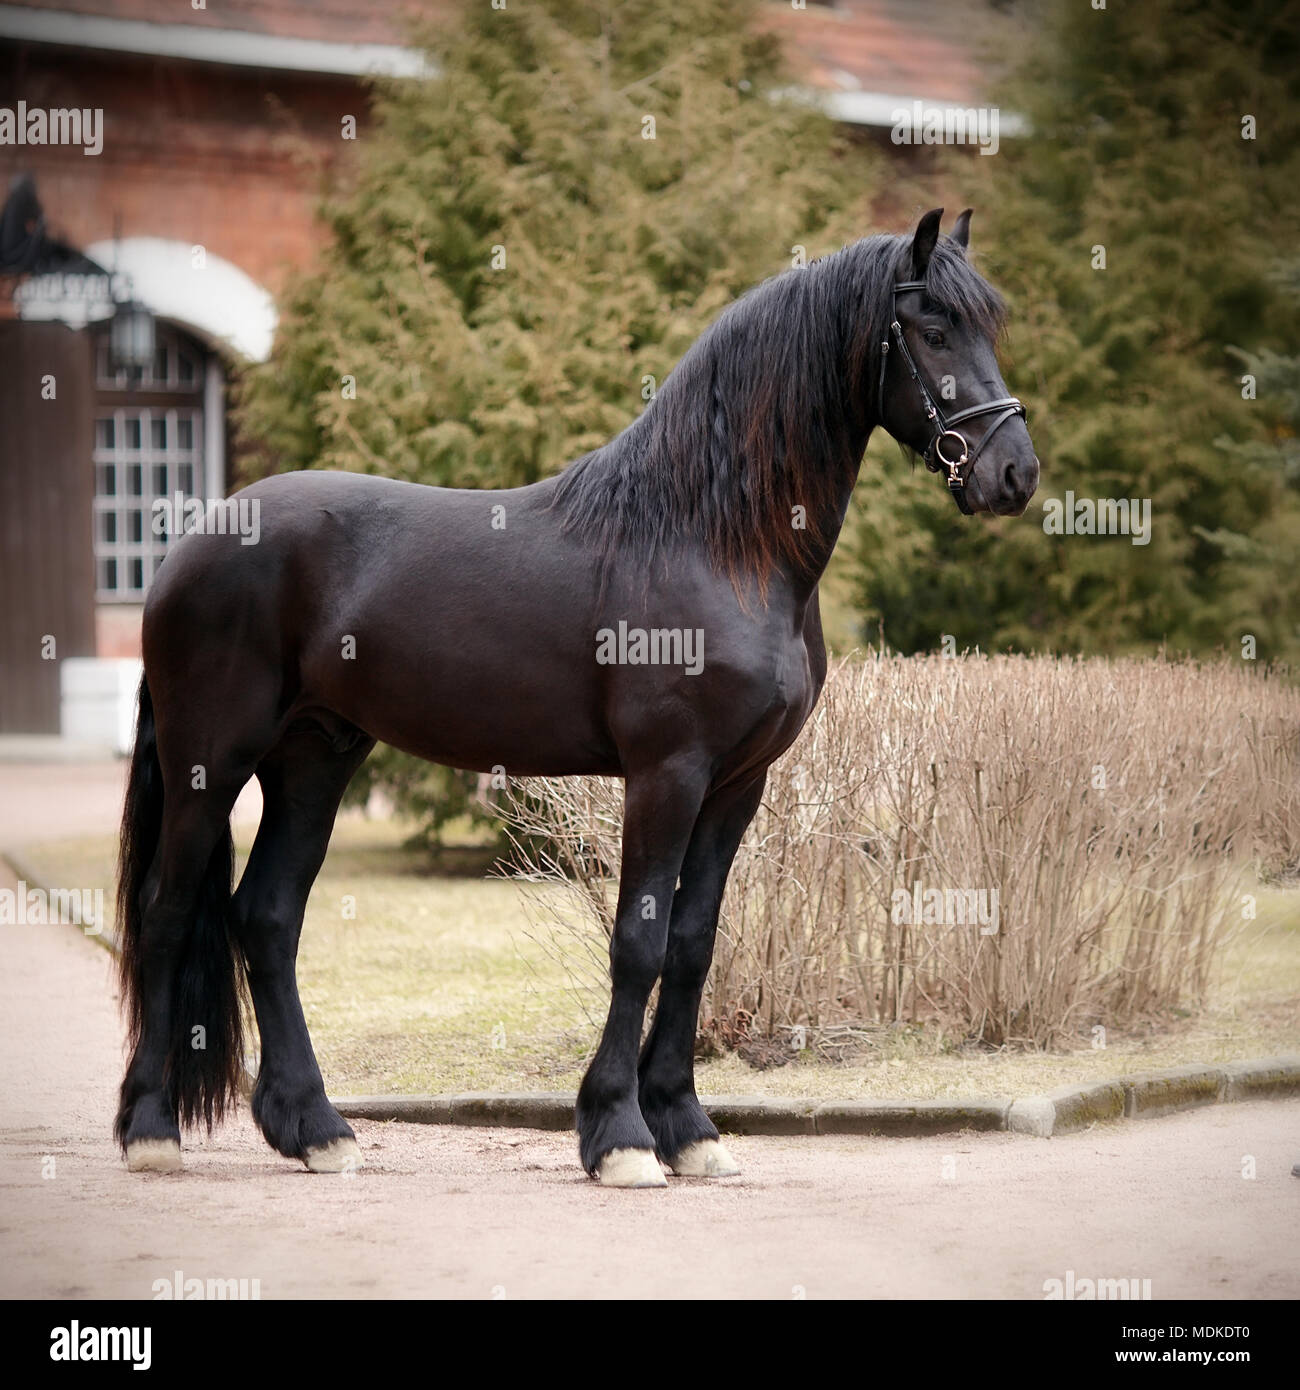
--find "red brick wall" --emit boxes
[1,40,378,669]
[0,42,370,306]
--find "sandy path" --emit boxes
[0,759,262,850]
[1,854,1297,1300]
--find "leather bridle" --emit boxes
[878,279,1026,501]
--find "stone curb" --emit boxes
[813,1098,1009,1136]
[1122,1063,1225,1118]
[706,1095,819,1135]
[1221,1056,1300,1101]
[334,1059,1300,1139]
[444,1093,575,1131]
[1006,1059,1300,1137]
[1007,1080,1126,1137]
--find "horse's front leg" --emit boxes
[638,771,766,1178]
[576,761,708,1187]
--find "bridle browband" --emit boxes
[878,279,1026,499]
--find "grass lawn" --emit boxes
[19,814,1300,1103]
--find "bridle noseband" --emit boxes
[878,280,1026,497]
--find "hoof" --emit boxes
[596,1148,668,1188]
[125,1138,182,1173]
[304,1137,363,1174]
[668,1139,741,1178]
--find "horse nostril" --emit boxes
[1003,460,1019,494]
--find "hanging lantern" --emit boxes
[109,298,156,373]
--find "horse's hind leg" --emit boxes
[638,771,766,1178]
[230,723,374,1172]
[117,782,246,1171]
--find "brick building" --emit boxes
[0,0,1014,740]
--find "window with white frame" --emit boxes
[94,331,204,393]
[92,323,206,602]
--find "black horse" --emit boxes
[115,208,1038,1186]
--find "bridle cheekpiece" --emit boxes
[878,279,1026,497]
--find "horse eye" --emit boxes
[923,328,945,348]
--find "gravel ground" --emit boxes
[1,856,1297,1300]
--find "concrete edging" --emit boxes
[5,847,1297,1140]
[335,1057,1300,1140]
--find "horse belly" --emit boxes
[307,638,617,777]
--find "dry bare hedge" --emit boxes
[501,655,1300,1049]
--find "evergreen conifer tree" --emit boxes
[238,0,876,841]
[848,0,1300,663]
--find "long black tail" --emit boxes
[115,674,245,1148]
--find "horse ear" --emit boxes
[951,208,973,251]
[911,208,943,278]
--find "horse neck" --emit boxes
[761,362,876,597]
[784,452,865,598]
[747,289,877,596]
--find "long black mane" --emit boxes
[553,231,1008,587]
